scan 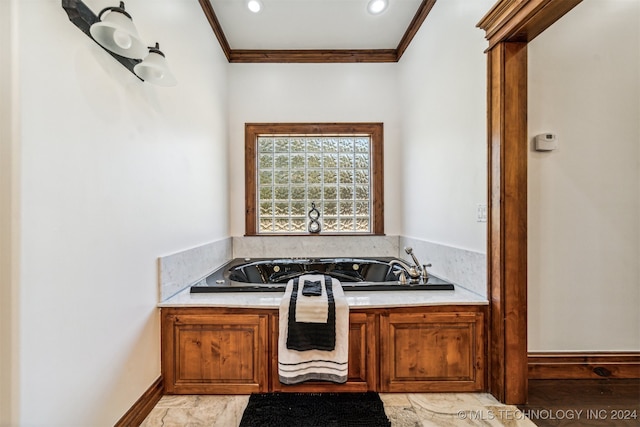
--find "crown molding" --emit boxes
[198,0,438,63]
[396,0,437,61]
[477,0,583,50]
[229,49,398,63]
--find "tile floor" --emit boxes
[141,393,537,427]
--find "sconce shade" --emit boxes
[90,3,148,59]
[133,44,177,86]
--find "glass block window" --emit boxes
[245,123,384,235]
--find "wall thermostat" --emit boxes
[534,133,558,151]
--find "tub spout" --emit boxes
[402,247,432,283]
[389,258,420,282]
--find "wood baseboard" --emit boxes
[114,376,164,427]
[528,352,640,379]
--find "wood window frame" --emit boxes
[245,123,384,236]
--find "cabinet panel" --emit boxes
[380,311,485,392]
[162,310,269,394]
[162,306,486,394]
[271,312,377,392]
[177,326,256,382]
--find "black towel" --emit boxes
[287,276,335,351]
[302,279,323,296]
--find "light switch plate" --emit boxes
[477,204,487,222]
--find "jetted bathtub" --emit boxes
[189,257,455,293]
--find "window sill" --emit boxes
[244,233,386,237]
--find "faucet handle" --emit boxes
[404,247,422,270]
[422,263,432,280]
[398,271,408,284]
[408,266,419,278]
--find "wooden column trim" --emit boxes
[487,41,528,405]
[478,0,584,405]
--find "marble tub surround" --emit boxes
[400,236,487,298]
[158,285,487,308]
[158,235,487,302]
[232,235,399,258]
[158,238,232,301]
[141,393,535,427]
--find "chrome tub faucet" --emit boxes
[389,247,432,284]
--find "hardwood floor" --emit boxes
[519,379,640,427]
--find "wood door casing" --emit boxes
[477,0,584,404]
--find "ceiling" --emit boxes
[199,0,437,63]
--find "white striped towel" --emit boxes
[278,275,349,385]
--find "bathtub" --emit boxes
[189,257,454,293]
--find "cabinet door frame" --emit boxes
[379,308,485,392]
[162,308,269,394]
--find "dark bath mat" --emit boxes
[239,392,391,427]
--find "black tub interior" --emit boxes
[190,258,455,293]
[229,258,396,284]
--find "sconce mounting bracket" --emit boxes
[61,0,143,80]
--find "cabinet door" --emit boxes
[380,311,485,392]
[271,312,377,392]
[162,311,269,394]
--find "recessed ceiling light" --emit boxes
[367,0,388,15]
[247,0,263,13]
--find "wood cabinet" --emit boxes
[161,305,485,394]
[379,308,485,392]
[162,308,269,394]
[270,311,377,392]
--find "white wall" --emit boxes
[528,0,640,351]
[397,0,492,253]
[15,0,229,425]
[228,63,402,236]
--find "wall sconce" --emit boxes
[134,43,177,87]
[62,0,177,86]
